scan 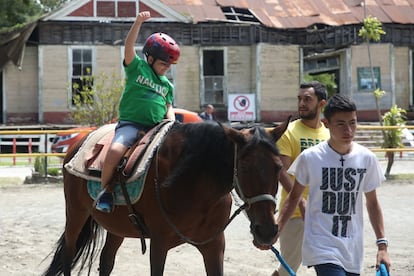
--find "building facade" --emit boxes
[1,0,414,124]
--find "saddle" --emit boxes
[65,120,175,184]
[84,121,163,180]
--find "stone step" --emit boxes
[354,127,385,148]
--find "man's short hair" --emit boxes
[300,81,327,101]
[323,94,357,120]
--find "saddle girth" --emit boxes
[114,120,173,255]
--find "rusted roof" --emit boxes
[161,0,414,28]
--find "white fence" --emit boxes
[0,134,56,154]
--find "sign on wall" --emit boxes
[357,67,381,91]
[228,94,256,121]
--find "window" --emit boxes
[96,0,138,18]
[357,67,381,91]
[70,48,94,106]
[201,49,226,105]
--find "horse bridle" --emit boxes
[231,144,278,210]
[153,142,278,246]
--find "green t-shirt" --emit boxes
[119,55,174,126]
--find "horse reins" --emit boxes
[153,143,277,246]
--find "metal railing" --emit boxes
[356,125,414,153]
[0,125,413,166]
[0,129,93,175]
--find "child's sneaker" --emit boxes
[95,190,114,213]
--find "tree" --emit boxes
[38,0,69,13]
[382,105,407,178]
[0,0,69,31]
[358,15,386,125]
[70,71,124,126]
[357,10,403,177]
[304,73,337,98]
[0,0,42,30]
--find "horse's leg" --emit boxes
[197,233,225,276]
[98,232,124,276]
[62,175,91,275]
[149,239,169,276]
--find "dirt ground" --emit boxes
[0,178,413,276]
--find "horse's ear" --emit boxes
[222,125,246,145]
[268,115,291,143]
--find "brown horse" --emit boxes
[43,119,289,276]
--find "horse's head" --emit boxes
[223,117,290,249]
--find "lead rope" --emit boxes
[154,143,247,246]
[271,246,297,276]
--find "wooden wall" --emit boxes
[4,46,38,123]
[258,44,300,122]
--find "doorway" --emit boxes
[302,48,349,98]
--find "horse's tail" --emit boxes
[42,216,104,276]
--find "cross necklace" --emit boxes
[327,142,348,166]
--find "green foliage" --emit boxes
[34,156,46,175]
[0,0,42,29]
[358,14,386,125]
[70,71,124,126]
[358,15,386,42]
[374,88,386,100]
[38,0,68,13]
[304,73,337,98]
[382,105,407,149]
[34,156,61,176]
[47,167,61,176]
[0,0,68,31]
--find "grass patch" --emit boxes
[386,174,414,181]
[0,157,62,167]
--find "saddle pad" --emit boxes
[87,173,146,205]
[64,123,116,182]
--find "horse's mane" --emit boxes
[162,123,279,188]
[162,122,234,187]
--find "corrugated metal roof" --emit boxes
[161,0,414,28]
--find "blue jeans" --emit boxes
[112,120,152,147]
[314,263,360,276]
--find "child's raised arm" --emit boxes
[124,11,151,66]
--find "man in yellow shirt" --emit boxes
[273,81,330,276]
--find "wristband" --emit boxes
[376,238,388,246]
